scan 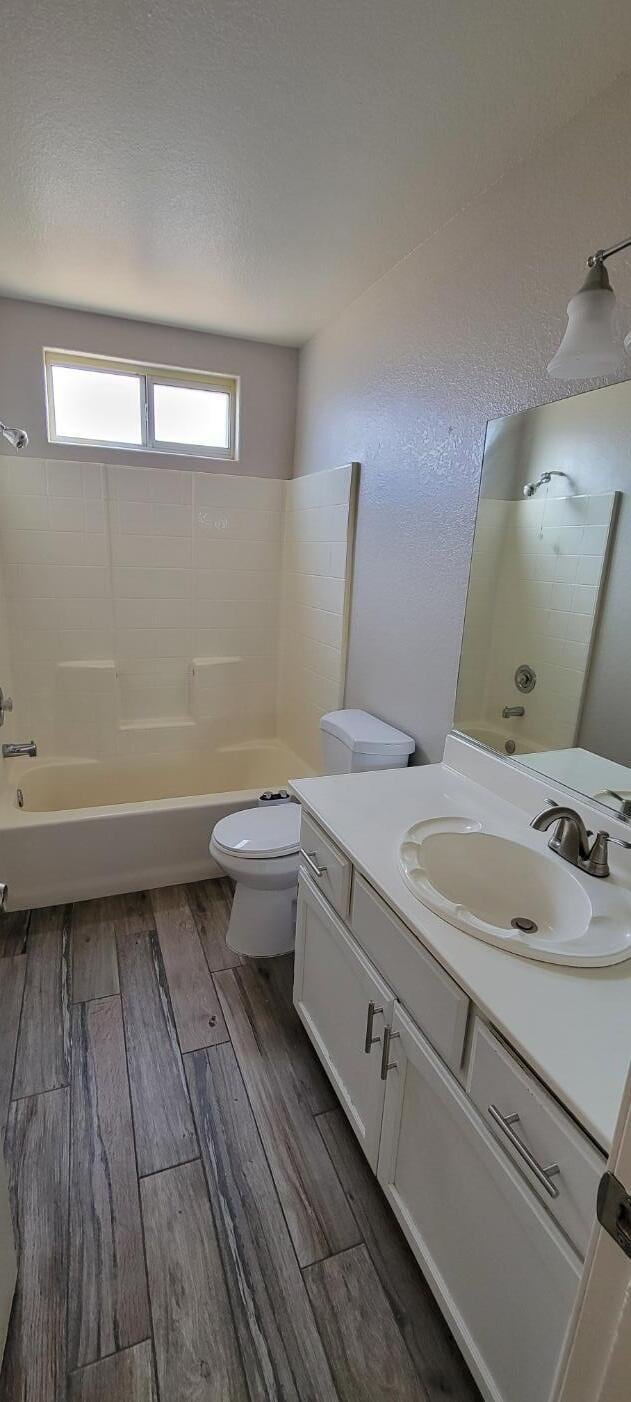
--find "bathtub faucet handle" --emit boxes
[0,688,13,727]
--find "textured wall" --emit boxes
[0,297,298,477]
[294,76,631,763]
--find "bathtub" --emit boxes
[456,723,545,757]
[0,741,312,910]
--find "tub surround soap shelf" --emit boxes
[400,814,631,967]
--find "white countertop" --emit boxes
[290,760,631,1152]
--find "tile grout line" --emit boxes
[66,1337,154,1378]
[137,1154,201,1183]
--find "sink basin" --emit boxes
[400,816,631,965]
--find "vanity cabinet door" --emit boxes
[377,1004,581,1402]
[294,872,395,1170]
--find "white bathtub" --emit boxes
[457,723,545,757]
[0,741,312,910]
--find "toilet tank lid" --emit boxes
[320,709,415,756]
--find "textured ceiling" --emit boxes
[1,0,631,344]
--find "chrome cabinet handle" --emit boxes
[0,883,8,911]
[380,1026,400,1080]
[300,849,328,879]
[364,1001,383,1054]
[488,1104,560,1198]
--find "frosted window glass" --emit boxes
[153,383,230,448]
[52,366,143,444]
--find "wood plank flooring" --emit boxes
[69,996,149,1369]
[71,900,120,1003]
[0,880,481,1402]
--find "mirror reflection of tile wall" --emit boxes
[454,377,631,815]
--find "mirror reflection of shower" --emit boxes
[0,420,28,452]
[522,470,569,498]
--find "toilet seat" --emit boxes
[212,803,301,860]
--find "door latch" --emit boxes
[597,1171,631,1259]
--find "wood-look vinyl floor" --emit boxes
[0,879,480,1401]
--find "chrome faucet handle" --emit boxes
[583,830,631,879]
[0,687,13,728]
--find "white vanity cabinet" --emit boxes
[294,872,394,1168]
[377,1003,581,1402]
[293,812,600,1402]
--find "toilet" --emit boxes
[210,709,415,957]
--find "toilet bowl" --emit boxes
[210,709,415,957]
[210,803,301,957]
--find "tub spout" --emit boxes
[2,741,37,758]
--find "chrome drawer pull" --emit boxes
[380,1026,400,1080]
[364,1001,383,1054]
[488,1104,560,1198]
[300,849,328,879]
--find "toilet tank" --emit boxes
[320,709,415,774]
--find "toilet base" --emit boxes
[226,881,297,957]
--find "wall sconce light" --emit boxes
[547,235,631,381]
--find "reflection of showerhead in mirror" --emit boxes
[522,470,568,498]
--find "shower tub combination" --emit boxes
[458,723,545,757]
[0,741,311,909]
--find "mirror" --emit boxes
[454,376,631,819]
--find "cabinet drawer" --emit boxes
[350,874,469,1073]
[467,1018,604,1257]
[299,812,351,920]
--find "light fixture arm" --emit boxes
[587,235,631,268]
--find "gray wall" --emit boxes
[0,297,298,477]
[294,75,631,763]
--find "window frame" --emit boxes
[44,349,239,461]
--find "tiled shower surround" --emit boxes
[0,458,355,765]
[457,491,617,751]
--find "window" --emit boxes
[44,350,238,459]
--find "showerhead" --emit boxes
[522,470,568,499]
[0,421,28,452]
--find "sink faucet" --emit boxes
[502,705,525,718]
[531,803,631,878]
[2,741,37,758]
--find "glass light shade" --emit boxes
[547,285,626,380]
